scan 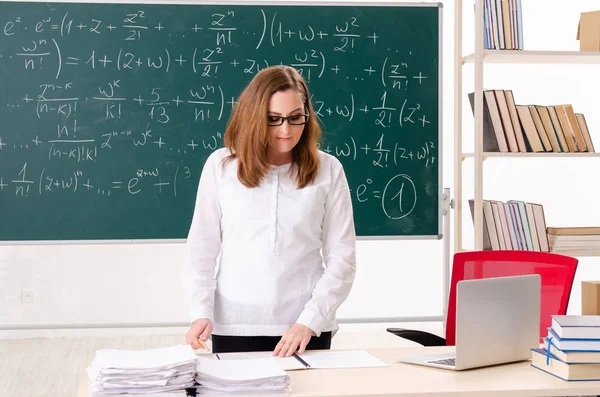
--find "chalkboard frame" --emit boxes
[0,0,444,243]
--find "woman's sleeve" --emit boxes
[296,160,357,336]
[180,153,222,324]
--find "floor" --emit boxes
[0,322,439,397]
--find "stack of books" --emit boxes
[468,90,594,153]
[469,199,549,251]
[547,227,600,256]
[531,315,600,381]
[482,0,523,50]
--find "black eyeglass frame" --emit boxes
[266,112,310,126]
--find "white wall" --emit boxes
[1,0,597,329]
[0,239,448,327]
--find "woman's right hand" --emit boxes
[185,318,213,350]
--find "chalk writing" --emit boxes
[0,2,440,239]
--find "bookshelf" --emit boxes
[463,50,600,64]
[462,152,600,158]
[454,0,600,253]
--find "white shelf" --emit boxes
[462,152,600,159]
[462,50,600,65]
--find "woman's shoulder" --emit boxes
[317,150,344,174]
[207,147,232,162]
[204,147,235,169]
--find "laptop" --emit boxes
[398,274,541,370]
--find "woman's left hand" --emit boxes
[273,323,314,357]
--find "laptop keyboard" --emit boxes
[427,357,456,366]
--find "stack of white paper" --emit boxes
[87,345,197,395]
[195,356,290,394]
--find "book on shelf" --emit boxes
[563,104,589,152]
[494,90,520,152]
[528,105,553,151]
[531,348,600,381]
[505,202,525,249]
[468,91,509,152]
[515,105,543,152]
[467,89,595,153]
[468,199,499,250]
[530,204,549,251]
[468,199,549,251]
[482,0,523,50]
[552,315,600,340]
[491,201,510,249]
[547,227,600,254]
[548,235,600,251]
[548,227,600,236]
[553,106,579,152]
[576,113,595,152]
[534,105,562,152]
[506,200,534,250]
[546,106,569,152]
[504,90,528,151]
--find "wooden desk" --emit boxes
[78,346,600,396]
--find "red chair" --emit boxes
[387,250,578,346]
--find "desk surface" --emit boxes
[288,346,600,397]
[1,327,420,397]
[78,346,600,397]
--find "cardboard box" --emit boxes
[577,10,600,51]
[582,281,600,315]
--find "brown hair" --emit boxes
[223,65,321,189]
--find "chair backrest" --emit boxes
[445,250,578,346]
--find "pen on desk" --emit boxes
[292,352,311,368]
[197,337,209,351]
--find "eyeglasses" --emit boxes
[266,113,309,126]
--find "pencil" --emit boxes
[198,337,209,350]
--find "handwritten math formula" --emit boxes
[0,3,440,237]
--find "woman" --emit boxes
[181,65,356,357]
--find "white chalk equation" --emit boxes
[318,136,435,168]
[350,174,417,220]
[0,3,440,230]
[0,129,435,168]
[0,161,421,218]
[1,9,430,87]
[14,81,432,130]
[0,162,193,198]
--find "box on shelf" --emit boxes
[582,281,600,315]
[577,10,600,51]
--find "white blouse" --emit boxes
[181,147,356,336]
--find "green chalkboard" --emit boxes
[0,2,442,241]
